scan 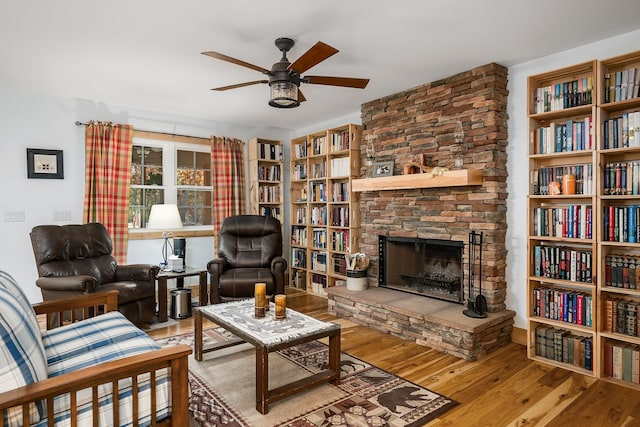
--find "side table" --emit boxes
[156,266,207,323]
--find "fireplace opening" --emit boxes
[379,235,464,303]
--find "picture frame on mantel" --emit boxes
[27,148,64,179]
[372,160,394,178]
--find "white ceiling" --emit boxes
[2,0,640,131]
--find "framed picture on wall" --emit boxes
[372,160,394,178]
[27,148,64,179]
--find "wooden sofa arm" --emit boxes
[32,290,119,328]
[0,344,192,426]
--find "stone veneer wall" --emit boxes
[359,62,509,312]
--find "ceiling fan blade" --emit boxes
[305,76,370,89]
[211,80,268,91]
[298,89,306,102]
[202,51,269,74]
[288,41,339,74]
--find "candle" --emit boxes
[275,294,286,319]
[265,295,271,311]
[255,283,266,318]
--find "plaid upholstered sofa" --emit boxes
[0,271,191,426]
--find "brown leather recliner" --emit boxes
[30,223,159,327]
[207,215,287,304]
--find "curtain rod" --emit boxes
[74,121,211,141]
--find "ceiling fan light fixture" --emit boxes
[268,81,300,108]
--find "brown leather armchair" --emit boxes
[207,215,287,304]
[30,223,159,327]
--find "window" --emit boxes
[176,150,212,226]
[129,137,212,229]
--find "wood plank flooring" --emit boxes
[148,289,640,426]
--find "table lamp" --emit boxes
[147,204,183,269]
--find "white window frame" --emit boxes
[129,136,213,234]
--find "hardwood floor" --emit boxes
[148,289,640,427]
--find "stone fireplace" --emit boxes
[379,235,463,304]
[326,62,515,361]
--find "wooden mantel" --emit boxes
[352,168,483,192]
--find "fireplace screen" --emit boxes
[379,236,463,303]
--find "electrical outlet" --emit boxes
[4,211,25,222]
[53,210,71,221]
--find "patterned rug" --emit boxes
[156,328,457,427]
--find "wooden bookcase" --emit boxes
[596,50,640,390]
[248,138,283,221]
[527,50,640,389]
[289,124,361,295]
[527,60,599,378]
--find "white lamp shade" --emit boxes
[147,204,183,229]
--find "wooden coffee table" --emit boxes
[194,299,341,414]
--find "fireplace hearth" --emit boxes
[379,235,464,303]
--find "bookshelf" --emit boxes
[527,60,599,377]
[248,138,283,221]
[528,50,640,389]
[596,50,640,390]
[289,124,361,295]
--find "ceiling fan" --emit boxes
[202,37,370,108]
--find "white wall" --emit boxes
[506,29,640,329]
[0,89,288,302]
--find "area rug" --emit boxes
[155,329,457,426]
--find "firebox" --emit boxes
[379,236,464,303]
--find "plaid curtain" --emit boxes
[83,121,133,264]
[211,136,246,233]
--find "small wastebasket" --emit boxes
[346,269,368,291]
[170,288,192,319]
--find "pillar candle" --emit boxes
[275,294,286,319]
[255,283,266,317]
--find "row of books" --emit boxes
[330,131,351,152]
[329,157,351,177]
[533,77,593,114]
[532,205,593,239]
[533,245,592,283]
[332,253,347,275]
[311,159,326,179]
[311,252,327,272]
[604,68,640,103]
[534,325,593,371]
[602,111,640,149]
[256,164,281,181]
[532,287,593,326]
[256,142,283,161]
[604,254,640,289]
[293,207,306,224]
[602,205,640,243]
[291,226,307,246]
[310,206,327,225]
[311,273,327,294]
[292,163,307,180]
[603,299,639,338]
[330,206,350,227]
[257,186,280,203]
[532,164,593,196]
[331,230,350,252]
[291,270,306,289]
[534,117,593,154]
[603,161,640,195]
[291,248,306,269]
[331,182,350,202]
[603,341,640,384]
[258,207,280,220]
[310,182,327,202]
[312,136,327,156]
[293,142,307,159]
[312,228,327,249]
